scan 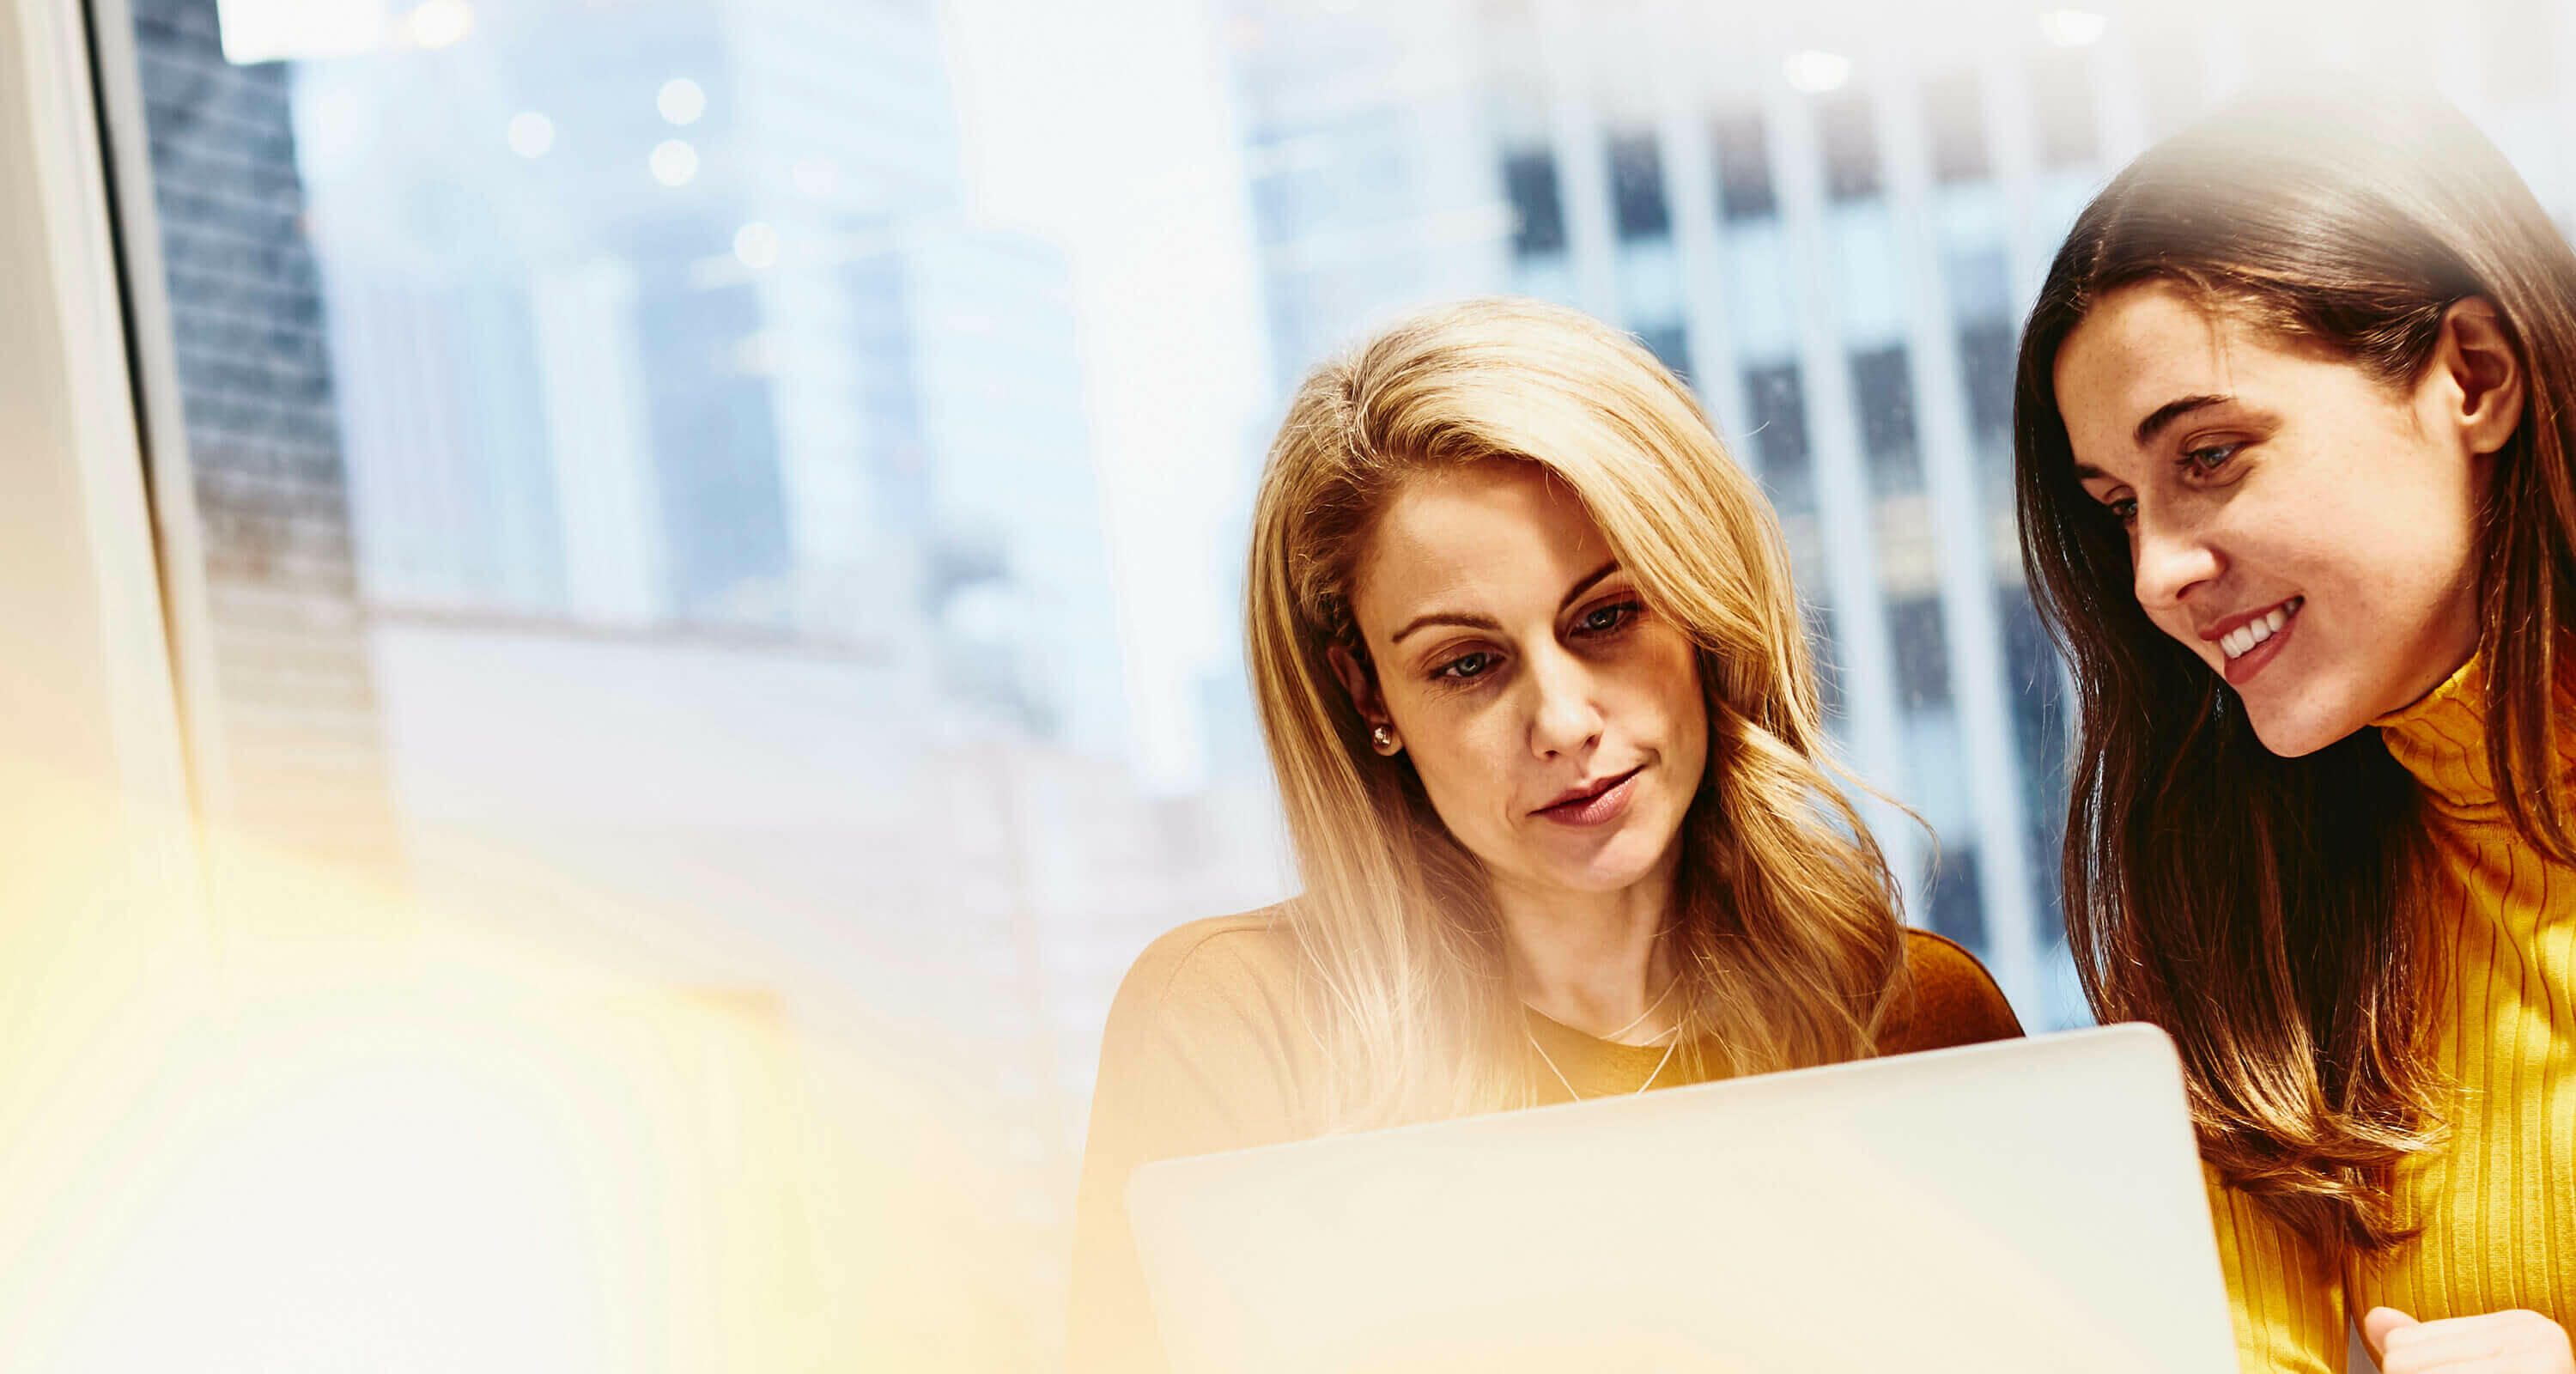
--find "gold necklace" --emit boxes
[1524,1019,1682,1103]
[1596,974,1680,1043]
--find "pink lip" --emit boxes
[2221,606,2298,688]
[1533,766,1643,827]
[2195,597,2300,645]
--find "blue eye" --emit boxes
[2108,496,2137,524]
[1578,602,1640,634]
[2183,442,2242,474]
[1436,652,1494,681]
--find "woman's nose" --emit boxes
[2130,508,2221,613]
[1525,647,1603,758]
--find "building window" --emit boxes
[1957,319,2014,440]
[2001,586,2070,951]
[1850,344,1921,494]
[2027,50,2098,168]
[1607,131,1672,240]
[1921,70,1990,185]
[2001,587,2069,837]
[1888,595,1952,709]
[1744,362,1813,514]
[1635,323,1692,384]
[1944,243,2011,323]
[1926,845,1988,951]
[1818,92,1881,201]
[1807,599,1844,724]
[1503,149,1567,256]
[1710,108,1776,221]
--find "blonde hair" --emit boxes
[1246,296,1909,1128]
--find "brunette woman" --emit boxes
[2018,90,2576,1373]
[1067,298,2020,1372]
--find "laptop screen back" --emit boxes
[1127,1024,2239,1374]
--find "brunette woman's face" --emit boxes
[2055,282,2523,757]
[1333,462,1709,900]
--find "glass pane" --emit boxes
[115,0,2576,1361]
[1710,106,1777,222]
[1606,129,1672,241]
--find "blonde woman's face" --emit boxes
[1339,462,1709,900]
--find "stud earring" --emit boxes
[1370,725,1398,755]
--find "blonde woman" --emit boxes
[1066,298,2020,1371]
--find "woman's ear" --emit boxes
[2434,297,2526,458]
[1326,641,1394,740]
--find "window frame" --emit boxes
[0,0,197,845]
[0,1,216,1357]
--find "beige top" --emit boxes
[1065,907,2023,1371]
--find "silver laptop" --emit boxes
[1127,1024,2239,1373]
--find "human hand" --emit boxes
[2365,1307,2575,1374]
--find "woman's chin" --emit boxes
[1516,830,1680,897]
[2238,668,2389,757]
[2244,700,2365,758]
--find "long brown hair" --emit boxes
[1247,297,1908,1128]
[2015,88,2576,1255]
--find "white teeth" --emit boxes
[2220,599,2300,660]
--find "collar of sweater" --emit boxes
[2369,650,2576,818]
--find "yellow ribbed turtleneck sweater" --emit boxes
[2214,657,2576,1371]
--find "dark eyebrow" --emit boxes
[1388,610,1499,646]
[2133,393,2231,448]
[1386,559,1624,646]
[1557,558,1622,614]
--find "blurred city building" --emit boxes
[102,0,2576,1367]
[131,0,405,877]
[139,0,1272,1365]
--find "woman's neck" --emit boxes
[1494,859,1680,1044]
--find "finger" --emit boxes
[2378,1342,2505,1374]
[2379,1322,2506,1371]
[2366,1308,2421,1359]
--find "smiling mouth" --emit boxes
[2218,597,2302,661]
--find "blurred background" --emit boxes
[14,0,2574,1366]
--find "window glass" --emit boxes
[1887,594,1953,710]
[1851,344,1923,495]
[1956,318,2016,441]
[1710,106,1777,221]
[1818,90,1884,201]
[1927,843,1989,948]
[1504,148,1569,256]
[1744,360,1814,514]
[112,0,2576,1363]
[1607,130,1673,241]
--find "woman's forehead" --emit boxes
[1352,466,1611,615]
[2059,285,2237,408]
[2056,284,2272,471]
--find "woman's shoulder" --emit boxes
[1089,905,1319,1156]
[1099,906,1315,1079]
[1113,905,1303,1018]
[1880,927,2025,1054]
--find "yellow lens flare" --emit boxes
[0,751,1037,1372]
